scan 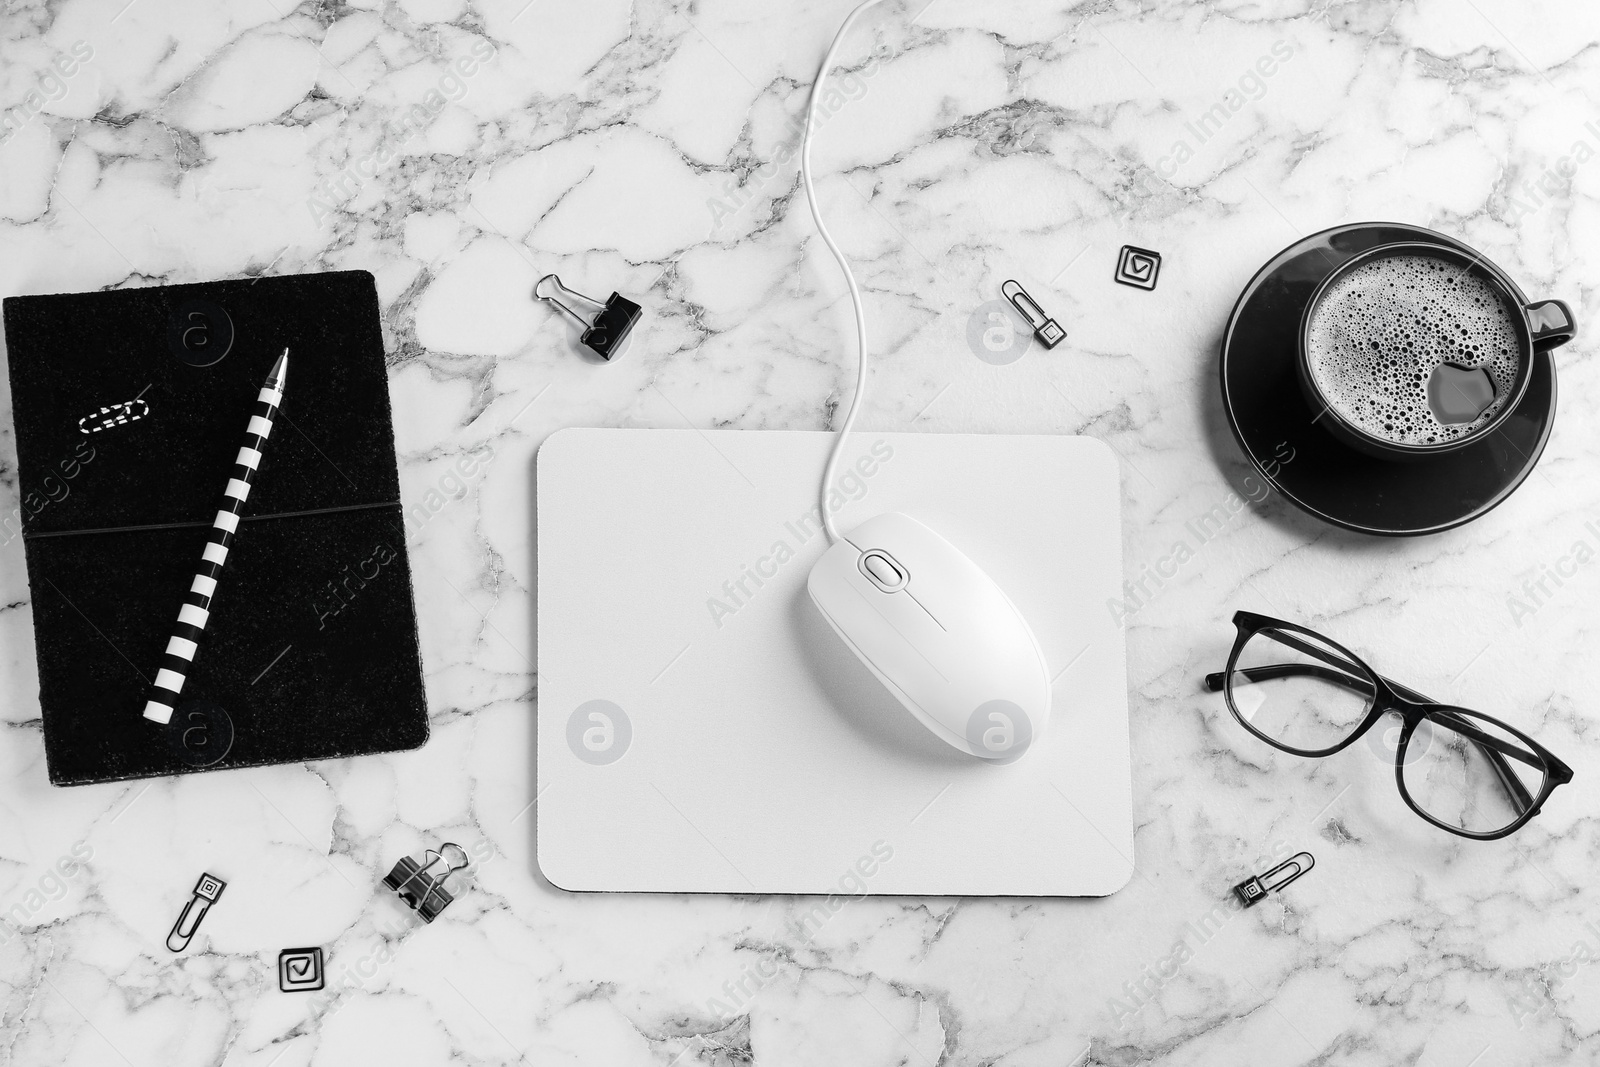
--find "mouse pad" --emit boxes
[537,429,1132,896]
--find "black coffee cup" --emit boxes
[1297,242,1575,461]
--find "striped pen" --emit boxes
[142,349,289,724]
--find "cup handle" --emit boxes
[1526,299,1575,351]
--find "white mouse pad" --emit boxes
[536,429,1133,896]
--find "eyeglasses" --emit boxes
[1204,611,1573,840]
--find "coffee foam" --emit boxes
[1307,254,1522,445]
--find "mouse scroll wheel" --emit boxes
[860,550,908,592]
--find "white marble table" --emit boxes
[3,1,1599,1064]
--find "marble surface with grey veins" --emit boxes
[3,0,1600,1064]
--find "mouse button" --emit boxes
[894,548,996,616]
[860,550,907,591]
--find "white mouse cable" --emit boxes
[801,0,888,544]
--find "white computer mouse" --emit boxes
[806,512,1052,760]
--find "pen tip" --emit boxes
[270,349,289,384]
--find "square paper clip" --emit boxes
[278,947,325,992]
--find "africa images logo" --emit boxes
[567,700,631,765]
[965,700,1032,762]
[965,299,1035,365]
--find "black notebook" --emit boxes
[3,271,429,785]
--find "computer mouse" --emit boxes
[806,512,1051,760]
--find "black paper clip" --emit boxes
[1000,280,1064,349]
[383,843,469,923]
[1233,851,1314,908]
[535,275,641,362]
[167,872,226,952]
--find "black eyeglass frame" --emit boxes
[1204,611,1573,841]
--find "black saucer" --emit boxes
[1219,223,1557,536]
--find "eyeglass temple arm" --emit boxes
[1206,659,1538,813]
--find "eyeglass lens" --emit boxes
[1227,626,1375,752]
[1399,709,1547,835]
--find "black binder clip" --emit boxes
[383,843,469,923]
[1001,280,1065,349]
[167,872,225,952]
[535,274,641,362]
[1232,851,1314,908]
